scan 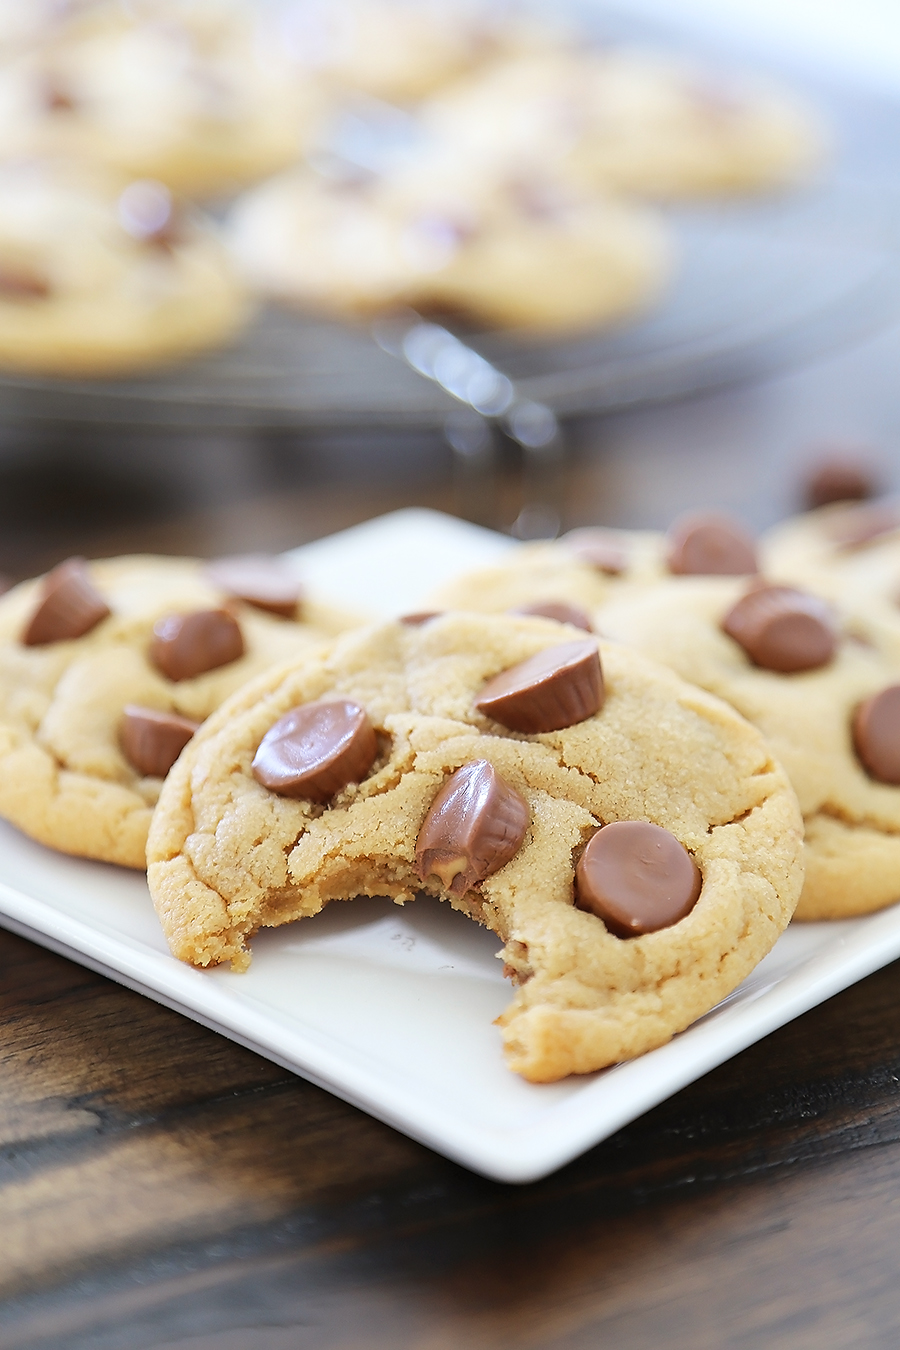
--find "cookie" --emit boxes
[146,612,803,1082]
[0,0,117,59]
[421,48,822,200]
[0,0,317,198]
[0,554,360,868]
[763,499,900,600]
[429,514,759,617]
[282,0,495,104]
[227,165,671,333]
[0,161,248,376]
[595,576,900,919]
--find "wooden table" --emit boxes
[3,316,900,1348]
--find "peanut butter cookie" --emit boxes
[0,553,358,867]
[597,576,900,919]
[147,611,802,1081]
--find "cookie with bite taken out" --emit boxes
[147,611,803,1081]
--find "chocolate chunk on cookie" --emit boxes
[803,450,879,510]
[416,759,530,895]
[150,609,245,681]
[722,584,837,673]
[853,685,900,786]
[475,639,604,732]
[511,600,593,632]
[120,705,200,778]
[205,554,303,618]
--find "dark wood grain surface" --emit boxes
[3,309,900,1349]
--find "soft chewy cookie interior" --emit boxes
[147,613,803,1081]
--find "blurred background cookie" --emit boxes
[0,0,318,197]
[0,161,248,375]
[271,0,499,105]
[227,162,672,334]
[419,46,823,201]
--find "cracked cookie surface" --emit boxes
[597,576,900,919]
[0,555,358,867]
[147,612,803,1081]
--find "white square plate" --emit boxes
[2,509,900,1184]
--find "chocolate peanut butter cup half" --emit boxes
[722,584,837,673]
[666,511,758,576]
[563,529,629,576]
[803,450,879,510]
[252,699,377,801]
[853,685,900,785]
[205,554,303,618]
[22,558,111,646]
[475,639,604,733]
[120,705,200,778]
[0,265,50,300]
[575,821,702,937]
[150,609,244,681]
[416,760,529,896]
[511,600,593,632]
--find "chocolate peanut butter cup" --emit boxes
[150,609,244,681]
[22,558,110,646]
[205,554,303,618]
[576,821,702,937]
[252,699,377,801]
[666,511,758,576]
[853,685,900,785]
[416,759,529,896]
[722,584,837,673]
[475,639,604,732]
[120,706,200,778]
